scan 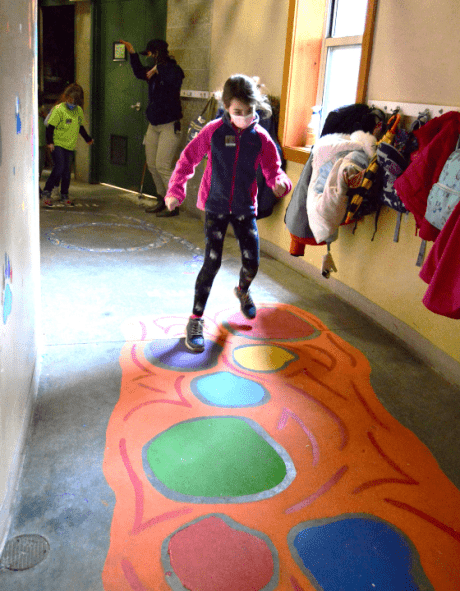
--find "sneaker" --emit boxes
[42,191,54,207]
[185,316,205,353]
[234,286,256,319]
[156,207,179,217]
[60,194,75,207]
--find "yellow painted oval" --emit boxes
[233,345,297,372]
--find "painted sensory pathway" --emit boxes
[102,304,460,591]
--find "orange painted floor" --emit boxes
[102,305,460,591]
[2,182,459,591]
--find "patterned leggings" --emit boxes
[192,212,260,316]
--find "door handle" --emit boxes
[130,102,141,111]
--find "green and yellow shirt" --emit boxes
[47,103,85,151]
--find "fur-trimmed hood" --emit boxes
[313,131,376,167]
[306,130,376,244]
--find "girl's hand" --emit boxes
[47,143,55,152]
[87,139,94,145]
[146,65,158,79]
[273,181,287,197]
[119,39,135,54]
[165,196,180,211]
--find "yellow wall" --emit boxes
[263,163,460,365]
[210,0,460,368]
[367,0,460,105]
[210,0,289,96]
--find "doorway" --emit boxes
[39,3,75,170]
[39,4,75,107]
[38,0,167,193]
[91,0,167,194]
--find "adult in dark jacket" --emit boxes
[120,38,185,216]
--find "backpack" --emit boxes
[254,98,286,220]
[345,113,401,225]
[186,96,218,144]
[376,141,408,213]
[375,116,426,243]
[425,138,460,230]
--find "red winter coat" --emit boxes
[419,199,460,319]
[393,111,460,241]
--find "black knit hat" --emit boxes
[139,39,169,55]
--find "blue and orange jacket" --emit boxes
[166,112,292,216]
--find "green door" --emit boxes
[91,0,167,194]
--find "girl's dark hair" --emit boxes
[320,103,384,137]
[222,74,272,118]
[59,83,84,108]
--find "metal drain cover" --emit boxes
[0,534,50,571]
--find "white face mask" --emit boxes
[230,113,255,129]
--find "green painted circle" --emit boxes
[146,417,287,498]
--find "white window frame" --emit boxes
[279,0,378,164]
[316,0,366,125]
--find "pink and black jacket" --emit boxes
[166,112,292,217]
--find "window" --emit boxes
[279,0,378,164]
[317,0,368,129]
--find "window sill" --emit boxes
[282,145,312,165]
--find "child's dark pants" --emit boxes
[44,146,73,195]
[192,211,260,316]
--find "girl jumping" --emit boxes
[163,74,292,352]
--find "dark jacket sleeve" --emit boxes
[284,155,314,238]
[79,126,92,143]
[129,52,148,80]
[46,124,55,144]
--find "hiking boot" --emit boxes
[185,316,205,353]
[234,286,256,319]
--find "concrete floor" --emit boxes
[1,179,459,590]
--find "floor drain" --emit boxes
[0,534,50,571]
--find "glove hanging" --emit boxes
[321,243,337,279]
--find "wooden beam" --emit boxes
[356,0,379,103]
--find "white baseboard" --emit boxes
[260,238,460,388]
[0,357,41,557]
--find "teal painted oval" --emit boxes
[190,371,269,407]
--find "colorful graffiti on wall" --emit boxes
[2,254,13,325]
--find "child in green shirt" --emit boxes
[42,83,93,207]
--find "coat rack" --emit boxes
[180,90,215,99]
[368,100,460,120]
